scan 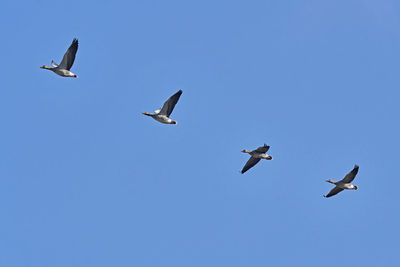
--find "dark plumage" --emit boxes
[159,90,182,117]
[324,187,344,198]
[241,157,261,174]
[341,165,359,183]
[58,38,79,70]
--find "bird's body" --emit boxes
[143,90,182,125]
[40,38,79,77]
[248,152,271,159]
[324,165,359,198]
[327,181,357,190]
[54,69,77,77]
[143,113,176,124]
[338,182,357,190]
[241,144,273,174]
[41,66,78,77]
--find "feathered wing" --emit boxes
[159,90,182,116]
[341,165,359,183]
[58,38,78,70]
[254,144,270,153]
[324,186,344,198]
[241,157,261,174]
[51,60,58,67]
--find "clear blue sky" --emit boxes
[1,0,399,266]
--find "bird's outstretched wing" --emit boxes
[159,90,182,116]
[241,157,261,174]
[324,186,344,198]
[58,38,78,70]
[341,165,359,183]
[254,144,270,153]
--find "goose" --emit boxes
[40,38,79,77]
[324,165,359,198]
[143,90,182,124]
[241,144,273,174]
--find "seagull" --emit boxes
[324,165,359,198]
[142,90,182,124]
[40,38,79,77]
[241,144,273,174]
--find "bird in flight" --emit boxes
[142,90,183,124]
[40,38,79,77]
[324,165,359,198]
[240,144,273,174]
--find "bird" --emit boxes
[240,144,273,174]
[324,165,359,198]
[142,90,182,124]
[40,38,79,77]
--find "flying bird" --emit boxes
[142,90,182,124]
[240,144,273,174]
[324,165,359,198]
[40,38,79,77]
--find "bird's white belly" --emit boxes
[154,115,172,124]
[252,153,269,159]
[54,69,75,77]
[339,183,356,189]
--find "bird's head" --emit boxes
[241,149,251,153]
[73,74,78,78]
[326,179,336,184]
[171,120,177,125]
[267,155,273,160]
[354,185,358,190]
[40,65,50,69]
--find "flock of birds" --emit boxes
[40,38,360,198]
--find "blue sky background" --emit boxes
[1,0,399,266]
